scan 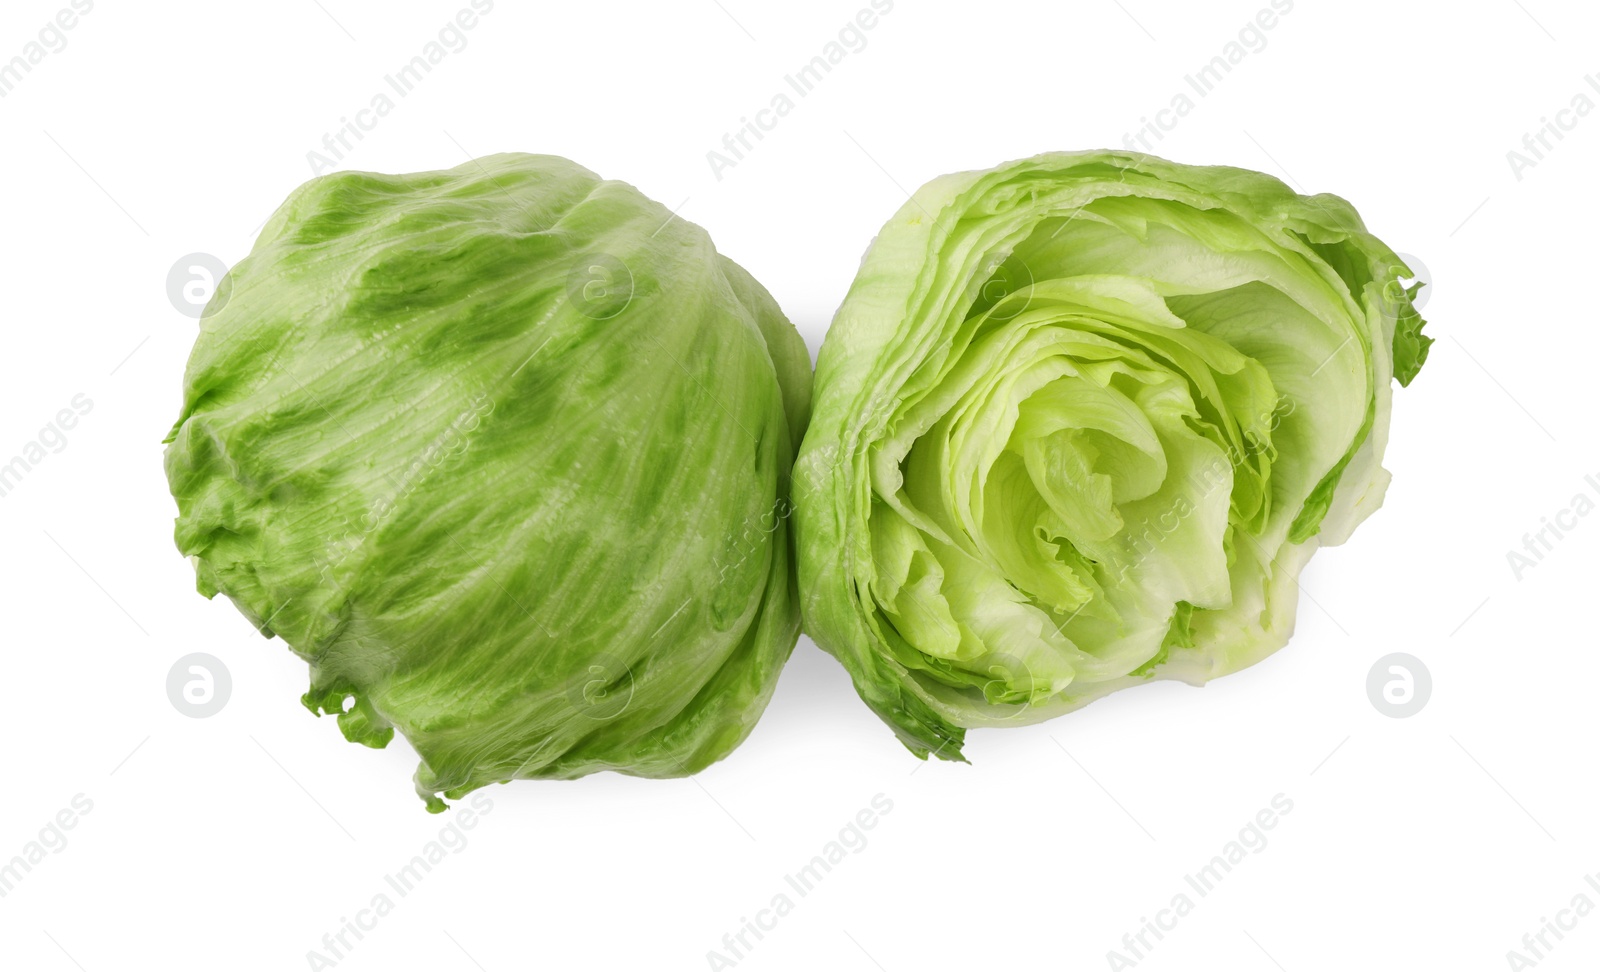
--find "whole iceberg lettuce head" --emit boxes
[794,151,1430,759]
[164,154,812,810]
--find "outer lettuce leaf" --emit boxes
[164,154,811,810]
[794,151,1428,758]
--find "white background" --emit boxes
[0,1,1595,969]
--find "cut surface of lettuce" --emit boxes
[793,151,1430,758]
